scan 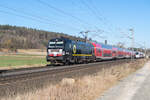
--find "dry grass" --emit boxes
[17,49,46,55]
[1,59,147,100]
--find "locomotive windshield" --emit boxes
[48,39,64,48]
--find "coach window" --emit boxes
[113,51,116,53]
[98,49,101,53]
[96,48,99,53]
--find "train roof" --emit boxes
[49,37,134,53]
[92,41,134,52]
[49,37,92,46]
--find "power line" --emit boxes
[81,0,103,24]
[80,0,119,41]
[36,0,111,40]
[88,0,106,22]
[0,10,54,25]
[69,0,109,40]
[69,0,104,37]
[0,4,81,31]
[86,0,119,37]
[35,0,100,30]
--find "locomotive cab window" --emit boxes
[49,39,64,48]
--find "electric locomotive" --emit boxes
[46,37,94,65]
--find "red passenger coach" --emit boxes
[92,43,102,57]
[91,41,134,61]
[92,42,113,60]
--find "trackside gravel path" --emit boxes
[97,61,150,100]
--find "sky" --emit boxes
[0,0,150,48]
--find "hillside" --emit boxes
[0,25,82,51]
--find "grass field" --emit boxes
[0,54,48,68]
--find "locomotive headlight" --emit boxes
[59,49,62,52]
[48,49,51,54]
[62,51,65,55]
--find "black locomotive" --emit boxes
[46,37,94,65]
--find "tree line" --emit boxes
[0,25,149,54]
[0,25,83,51]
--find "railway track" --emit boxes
[0,59,136,97]
[0,59,132,85]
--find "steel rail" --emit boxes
[0,59,132,86]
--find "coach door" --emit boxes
[112,50,117,57]
[96,48,102,57]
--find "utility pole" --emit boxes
[144,42,147,58]
[129,28,134,60]
[105,40,107,45]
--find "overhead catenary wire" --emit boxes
[87,0,107,24]
[71,0,104,27]
[80,0,103,24]
[0,10,54,26]
[35,0,101,30]
[36,0,116,42]
[0,4,81,31]
[86,0,120,38]
[68,0,108,40]
[79,0,119,42]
